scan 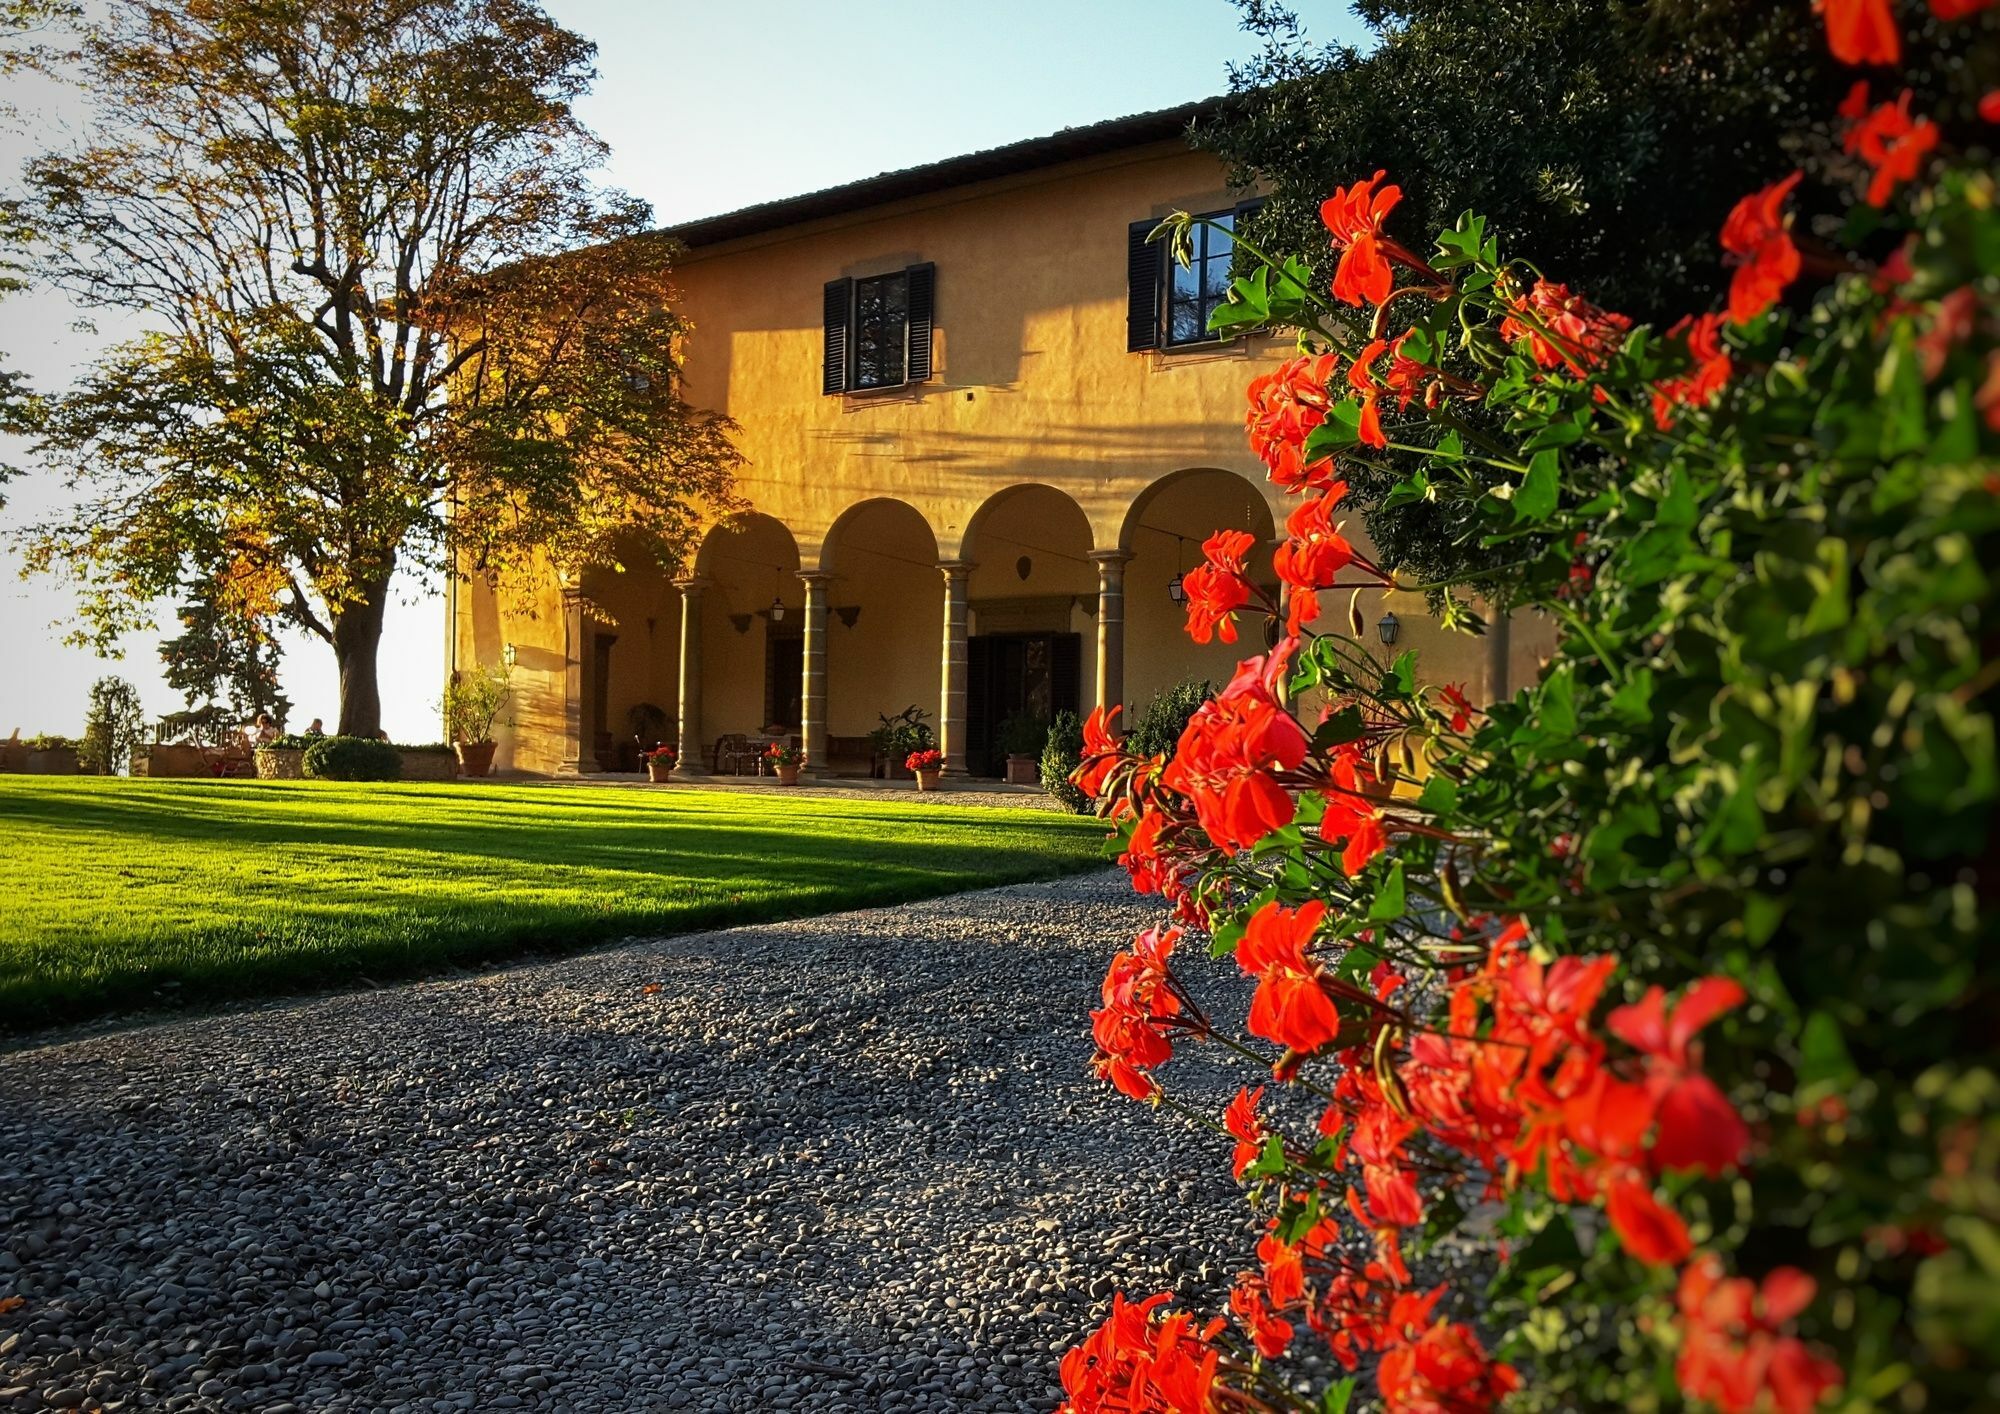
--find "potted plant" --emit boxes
[906,747,944,792]
[869,705,934,779]
[764,741,804,786]
[642,744,678,782]
[442,666,512,778]
[997,713,1049,786]
[24,734,81,775]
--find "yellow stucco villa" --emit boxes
[450,102,1548,779]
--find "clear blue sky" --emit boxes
[0,0,1365,743]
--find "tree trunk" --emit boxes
[332,588,390,738]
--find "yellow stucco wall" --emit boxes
[454,140,1553,774]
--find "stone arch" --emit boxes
[817,498,944,746]
[686,512,803,767]
[575,532,683,771]
[955,483,1098,775]
[1120,467,1282,716]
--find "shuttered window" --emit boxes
[1128,199,1264,351]
[822,263,935,393]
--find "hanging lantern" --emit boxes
[1377,610,1401,645]
[1168,536,1187,603]
[768,594,786,624]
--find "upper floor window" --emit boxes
[823,263,935,394]
[1167,209,1238,346]
[1127,200,1262,353]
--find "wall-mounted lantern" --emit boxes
[1377,611,1401,646]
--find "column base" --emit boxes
[670,762,711,780]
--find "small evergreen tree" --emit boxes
[77,674,145,774]
[157,588,288,738]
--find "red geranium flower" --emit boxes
[1927,0,1993,18]
[1347,339,1391,449]
[1605,1173,1694,1267]
[1245,353,1341,493]
[1842,87,1940,207]
[1058,1291,1223,1414]
[1224,1084,1267,1179]
[1321,171,1402,307]
[1070,704,1124,802]
[1161,641,1309,852]
[1236,898,1343,1055]
[1720,173,1803,325]
[1651,312,1734,428]
[1608,977,1751,1176]
[1274,482,1357,633]
[1500,279,1633,375]
[1676,1255,1845,1414]
[1819,0,1901,64]
[1182,528,1257,646]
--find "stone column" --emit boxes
[937,560,974,776]
[1088,550,1133,728]
[671,577,710,777]
[799,571,831,777]
[557,593,585,776]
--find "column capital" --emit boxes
[937,558,976,581]
[672,574,713,593]
[795,569,834,587]
[1087,549,1135,567]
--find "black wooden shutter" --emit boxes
[1052,633,1083,716]
[905,262,935,383]
[1126,219,1162,352]
[822,277,852,395]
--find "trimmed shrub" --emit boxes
[301,736,402,782]
[1124,678,1212,761]
[1040,709,1088,813]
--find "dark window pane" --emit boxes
[852,271,909,388]
[1164,207,1239,346]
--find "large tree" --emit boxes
[16,0,740,734]
[1196,0,1860,594]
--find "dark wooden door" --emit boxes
[765,634,803,730]
[967,632,1081,776]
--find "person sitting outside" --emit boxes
[252,713,280,747]
[304,718,325,737]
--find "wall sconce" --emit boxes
[728,613,754,635]
[1377,611,1401,645]
[502,642,518,668]
[834,605,862,629]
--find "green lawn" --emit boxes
[0,778,1106,1030]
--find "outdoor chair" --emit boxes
[711,733,754,775]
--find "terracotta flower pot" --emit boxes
[1005,753,1039,786]
[776,764,801,786]
[915,767,942,792]
[647,758,674,782]
[455,740,497,778]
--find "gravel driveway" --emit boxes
[0,871,1247,1413]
